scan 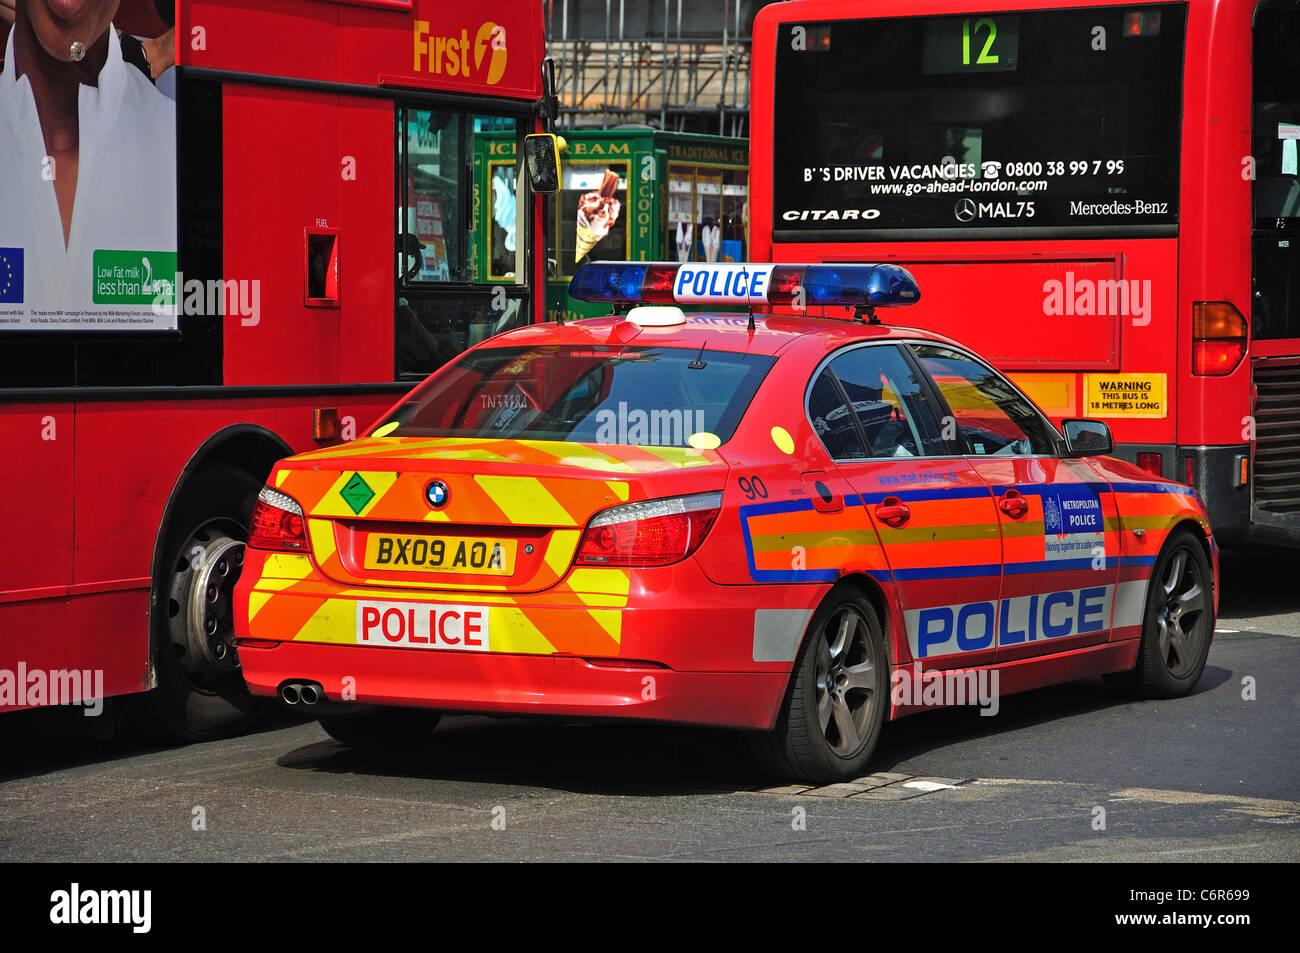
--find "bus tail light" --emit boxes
[1136,452,1163,477]
[1192,302,1246,376]
[1124,10,1162,36]
[314,407,340,442]
[576,492,722,566]
[248,486,310,552]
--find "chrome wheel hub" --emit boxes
[167,522,246,688]
[1156,548,1207,679]
[814,608,879,757]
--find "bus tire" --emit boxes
[134,463,266,742]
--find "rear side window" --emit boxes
[910,344,1057,455]
[808,344,948,458]
[382,345,774,446]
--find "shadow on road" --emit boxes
[271,669,1228,794]
[0,703,310,783]
[1219,548,1300,620]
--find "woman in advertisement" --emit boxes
[0,0,175,329]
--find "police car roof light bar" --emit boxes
[568,261,921,309]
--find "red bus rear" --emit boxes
[0,0,550,736]
[749,0,1300,548]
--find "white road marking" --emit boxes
[902,780,957,792]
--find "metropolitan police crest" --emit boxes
[1043,495,1063,534]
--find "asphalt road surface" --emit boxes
[1,551,1296,862]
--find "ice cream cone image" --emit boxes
[574,169,622,263]
[575,209,602,262]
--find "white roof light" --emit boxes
[625,306,687,327]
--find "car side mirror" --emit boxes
[1061,418,1113,456]
[523,133,563,194]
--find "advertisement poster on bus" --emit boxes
[0,6,178,331]
[411,191,451,281]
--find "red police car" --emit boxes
[234,261,1217,783]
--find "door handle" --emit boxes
[999,489,1029,519]
[874,497,910,527]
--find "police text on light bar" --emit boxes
[567,261,921,308]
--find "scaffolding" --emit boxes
[545,0,756,137]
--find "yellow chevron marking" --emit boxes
[274,470,289,488]
[550,455,635,473]
[248,591,273,622]
[574,590,630,609]
[587,609,623,643]
[332,586,521,605]
[310,470,399,518]
[475,475,575,525]
[356,576,513,592]
[408,448,515,463]
[293,598,355,643]
[605,481,630,501]
[567,567,631,597]
[307,519,337,563]
[489,607,557,654]
[254,576,308,596]
[545,530,581,577]
[639,445,715,468]
[420,509,452,522]
[290,439,407,461]
[260,553,315,580]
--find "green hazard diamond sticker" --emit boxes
[339,472,375,514]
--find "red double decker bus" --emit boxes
[0,0,551,737]
[749,0,1300,548]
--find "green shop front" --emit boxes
[474,130,748,322]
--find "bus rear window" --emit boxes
[382,344,775,447]
[772,5,1185,239]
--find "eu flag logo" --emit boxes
[0,248,23,304]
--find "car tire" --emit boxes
[1105,528,1214,699]
[319,709,442,748]
[130,463,266,742]
[752,590,889,784]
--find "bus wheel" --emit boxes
[750,590,888,783]
[319,709,442,748]
[1106,529,1214,699]
[138,463,265,741]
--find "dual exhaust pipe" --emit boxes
[281,680,325,706]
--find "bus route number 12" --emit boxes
[963,17,998,65]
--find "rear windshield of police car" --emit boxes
[383,345,775,446]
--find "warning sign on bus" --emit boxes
[1084,373,1167,418]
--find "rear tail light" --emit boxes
[248,486,310,552]
[576,491,722,567]
[1136,452,1163,477]
[1192,302,1247,376]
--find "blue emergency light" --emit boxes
[568,261,921,308]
